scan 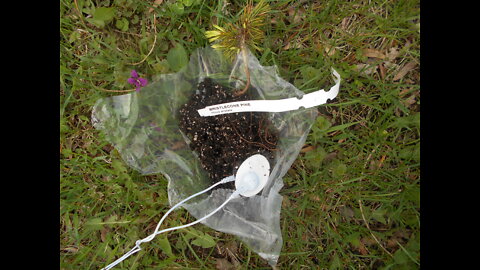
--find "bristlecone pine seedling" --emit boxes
[205,0,270,96]
[178,1,277,189]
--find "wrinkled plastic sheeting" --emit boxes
[91,47,317,266]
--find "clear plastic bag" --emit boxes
[92,47,317,266]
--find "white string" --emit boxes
[101,175,237,270]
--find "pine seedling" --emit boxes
[205,0,270,96]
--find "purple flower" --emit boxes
[127,70,148,92]
[149,122,162,132]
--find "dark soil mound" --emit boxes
[179,78,278,190]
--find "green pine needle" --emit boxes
[205,0,270,60]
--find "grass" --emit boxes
[60,0,420,269]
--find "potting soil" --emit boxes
[178,78,278,189]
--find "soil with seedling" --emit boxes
[179,78,278,190]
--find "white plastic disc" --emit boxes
[235,154,270,197]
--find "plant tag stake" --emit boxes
[197,69,340,117]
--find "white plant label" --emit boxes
[197,69,341,117]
